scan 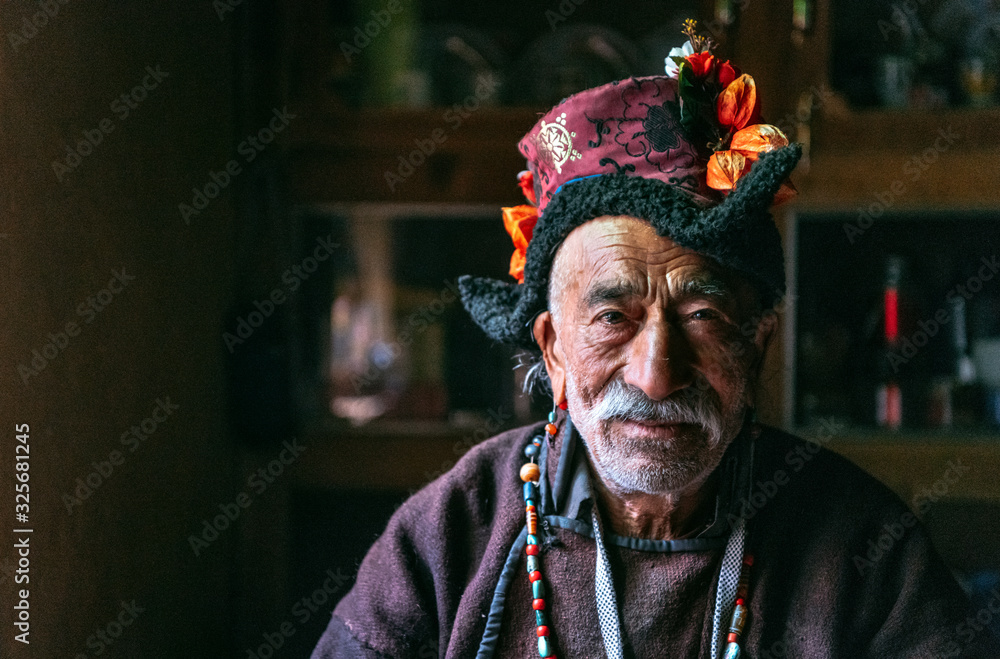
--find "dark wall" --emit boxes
[0,2,239,656]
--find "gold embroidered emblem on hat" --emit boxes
[537,113,582,174]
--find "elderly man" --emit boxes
[313,25,997,659]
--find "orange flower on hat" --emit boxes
[716,74,761,133]
[707,124,796,203]
[667,19,796,203]
[502,205,538,283]
[707,150,750,191]
[503,170,540,283]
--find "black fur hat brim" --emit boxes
[459,144,801,350]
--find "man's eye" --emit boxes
[598,311,626,324]
[690,308,721,321]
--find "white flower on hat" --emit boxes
[664,40,695,78]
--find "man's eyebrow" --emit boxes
[676,276,736,300]
[582,281,641,308]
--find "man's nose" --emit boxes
[621,319,694,401]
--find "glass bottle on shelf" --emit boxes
[876,13,917,108]
[876,255,906,430]
[926,294,975,428]
[948,294,982,426]
[960,13,1000,107]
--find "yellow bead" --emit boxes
[520,462,540,483]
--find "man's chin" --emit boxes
[597,456,707,495]
[592,426,732,494]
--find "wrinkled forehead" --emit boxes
[553,216,727,287]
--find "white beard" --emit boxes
[567,373,748,495]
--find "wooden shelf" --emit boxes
[798,105,1000,207]
[814,107,1000,152]
[826,435,1000,505]
[285,101,1000,210]
[795,96,1000,212]
[287,106,540,204]
[293,417,1000,496]
[293,419,489,491]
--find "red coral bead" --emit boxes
[532,598,545,610]
[537,625,549,637]
[545,423,558,435]
[736,597,745,606]
[526,544,539,556]
[528,570,542,582]
[727,632,739,644]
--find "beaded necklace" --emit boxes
[518,414,755,659]
[516,414,552,657]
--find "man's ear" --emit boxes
[532,311,566,405]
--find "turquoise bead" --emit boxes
[532,579,545,598]
[526,555,538,572]
[724,642,741,659]
[535,610,547,626]
[523,482,538,501]
[548,411,556,423]
[525,498,535,508]
[526,534,538,545]
[524,443,539,457]
[538,635,552,657]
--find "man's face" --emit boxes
[533,216,773,495]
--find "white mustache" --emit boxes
[593,379,722,442]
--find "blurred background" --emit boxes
[2,0,1000,656]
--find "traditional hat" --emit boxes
[459,22,801,349]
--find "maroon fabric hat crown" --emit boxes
[458,65,802,348]
[520,76,714,213]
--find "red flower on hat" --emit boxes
[667,20,796,204]
[517,169,537,205]
[672,20,739,90]
[717,60,739,88]
[684,51,740,90]
[686,51,715,78]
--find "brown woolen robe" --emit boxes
[311,418,999,658]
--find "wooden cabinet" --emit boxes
[287,107,536,204]
[230,4,1000,648]
[272,0,1000,495]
